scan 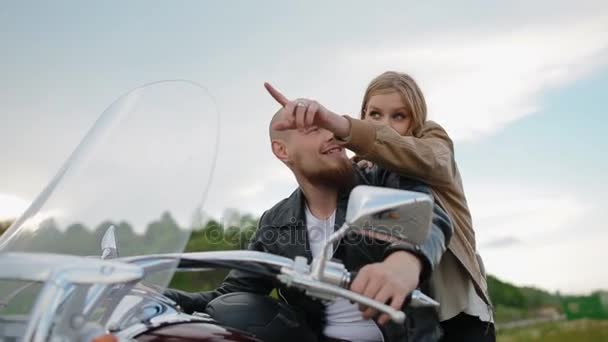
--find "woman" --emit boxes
[265,72,495,341]
[351,71,495,342]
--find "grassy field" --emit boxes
[494,305,536,324]
[498,319,608,341]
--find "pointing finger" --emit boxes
[264,82,289,106]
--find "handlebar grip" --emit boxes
[409,290,440,307]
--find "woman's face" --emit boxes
[364,91,412,136]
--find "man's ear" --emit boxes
[271,140,289,163]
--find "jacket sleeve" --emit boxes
[164,213,276,314]
[382,180,453,285]
[339,117,456,188]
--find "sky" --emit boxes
[0,1,607,294]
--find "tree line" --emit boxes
[1,215,606,322]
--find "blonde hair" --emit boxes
[360,71,427,136]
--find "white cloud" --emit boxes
[467,183,589,244]
[464,182,607,293]
[482,232,608,293]
[206,161,297,219]
[0,193,28,220]
[200,11,608,224]
[482,230,608,294]
[335,17,608,141]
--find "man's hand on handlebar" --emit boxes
[350,251,422,325]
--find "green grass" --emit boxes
[494,305,533,324]
[498,319,608,342]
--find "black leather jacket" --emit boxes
[167,167,453,341]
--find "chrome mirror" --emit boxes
[312,185,434,280]
[100,225,118,260]
[345,185,433,245]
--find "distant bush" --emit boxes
[169,216,258,292]
[0,220,12,236]
[488,275,562,311]
[488,275,528,308]
[561,292,608,320]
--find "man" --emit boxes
[167,98,453,341]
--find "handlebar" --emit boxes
[279,267,406,324]
[129,251,439,324]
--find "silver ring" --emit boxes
[296,101,307,107]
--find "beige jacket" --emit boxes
[339,117,492,308]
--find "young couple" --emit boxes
[167,71,495,342]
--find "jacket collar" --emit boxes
[272,188,353,229]
[269,167,371,260]
[272,167,371,230]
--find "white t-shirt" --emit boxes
[305,206,384,342]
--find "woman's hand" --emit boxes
[350,251,422,325]
[264,82,351,138]
[356,159,374,171]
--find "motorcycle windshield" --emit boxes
[0,80,218,292]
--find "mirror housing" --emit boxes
[100,225,118,260]
[312,185,434,281]
[346,185,433,245]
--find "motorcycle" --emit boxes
[0,81,439,342]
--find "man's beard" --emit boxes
[297,155,355,191]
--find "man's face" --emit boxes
[285,126,353,187]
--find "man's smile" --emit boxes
[320,145,345,156]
